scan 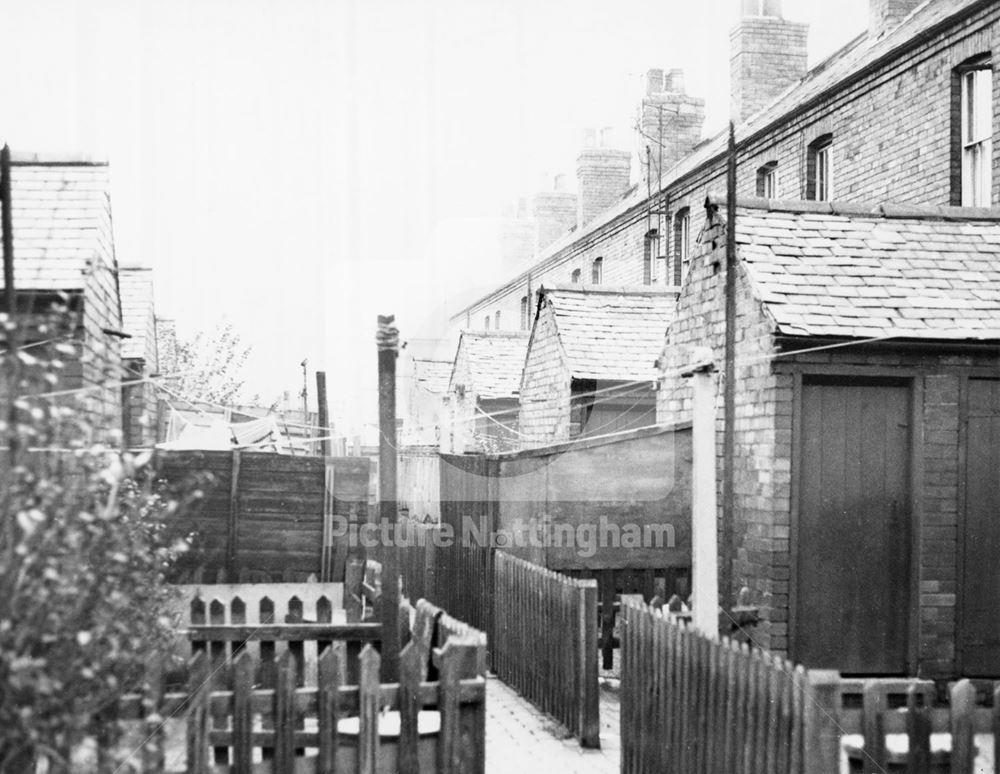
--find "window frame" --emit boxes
[591,257,603,284]
[484,315,490,331]
[571,268,581,284]
[672,208,690,285]
[756,161,778,198]
[806,134,833,201]
[495,310,501,329]
[519,295,529,330]
[958,58,993,207]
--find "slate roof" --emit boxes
[450,331,529,400]
[0,157,115,291]
[452,0,989,320]
[412,358,453,395]
[119,267,155,360]
[539,285,677,381]
[707,197,1000,340]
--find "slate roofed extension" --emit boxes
[412,358,453,395]
[537,285,678,382]
[0,156,115,292]
[703,196,1000,341]
[449,330,530,400]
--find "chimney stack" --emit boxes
[533,175,578,252]
[576,128,631,228]
[869,0,922,40]
[730,0,808,122]
[640,68,706,187]
[498,196,536,272]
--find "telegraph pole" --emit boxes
[376,314,400,681]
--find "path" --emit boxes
[486,676,620,774]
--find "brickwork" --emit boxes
[871,0,926,40]
[656,235,783,652]
[730,16,808,122]
[453,2,1000,336]
[533,190,578,252]
[518,301,571,445]
[576,147,631,228]
[640,69,706,185]
[655,206,1000,675]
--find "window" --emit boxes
[673,208,690,285]
[643,229,662,285]
[807,135,832,201]
[960,60,993,206]
[571,268,581,284]
[520,295,528,330]
[484,315,490,330]
[756,161,778,198]
[495,310,501,329]
[591,257,603,284]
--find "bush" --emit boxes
[0,306,191,772]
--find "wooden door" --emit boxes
[961,377,1000,676]
[795,378,911,674]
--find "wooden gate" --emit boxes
[961,376,1000,676]
[795,377,911,674]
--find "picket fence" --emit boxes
[492,551,600,748]
[621,597,1000,774]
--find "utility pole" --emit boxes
[2,144,20,469]
[376,314,400,681]
[315,370,331,457]
[722,121,738,626]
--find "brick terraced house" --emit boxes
[449,0,999,338]
[657,197,1000,678]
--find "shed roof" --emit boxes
[450,330,529,400]
[412,358,453,395]
[537,285,677,381]
[119,267,155,360]
[0,158,115,292]
[706,197,1000,341]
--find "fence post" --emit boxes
[802,670,841,774]
[578,578,600,749]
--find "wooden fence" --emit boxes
[399,518,438,604]
[156,450,369,582]
[621,597,1000,774]
[72,599,486,774]
[492,551,600,748]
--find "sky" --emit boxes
[0,0,869,433]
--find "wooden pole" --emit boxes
[2,144,20,470]
[376,314,400,681]
[722,121,738,622]
[684,352,719,639]
[316,370,331,457]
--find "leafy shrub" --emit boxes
[0,305,192,772]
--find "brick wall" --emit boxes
[576,147,631,228]
[518,300,572,446]
[656,215,999,675]
[656,232,785,652]
[730,16,808,122]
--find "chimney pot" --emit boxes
[665,69,686,94]
[645,68,665,95]
[553,174,566,192]
[637,67,706,187]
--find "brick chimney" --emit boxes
[498,196,536,272]
[576,128,631,228]
[640,68,706,186]
[533,174,578,251]
[869,0,922,40]
[730,0,808,122]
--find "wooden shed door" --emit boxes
[796,378,911,674]
[961,378,1000,676]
